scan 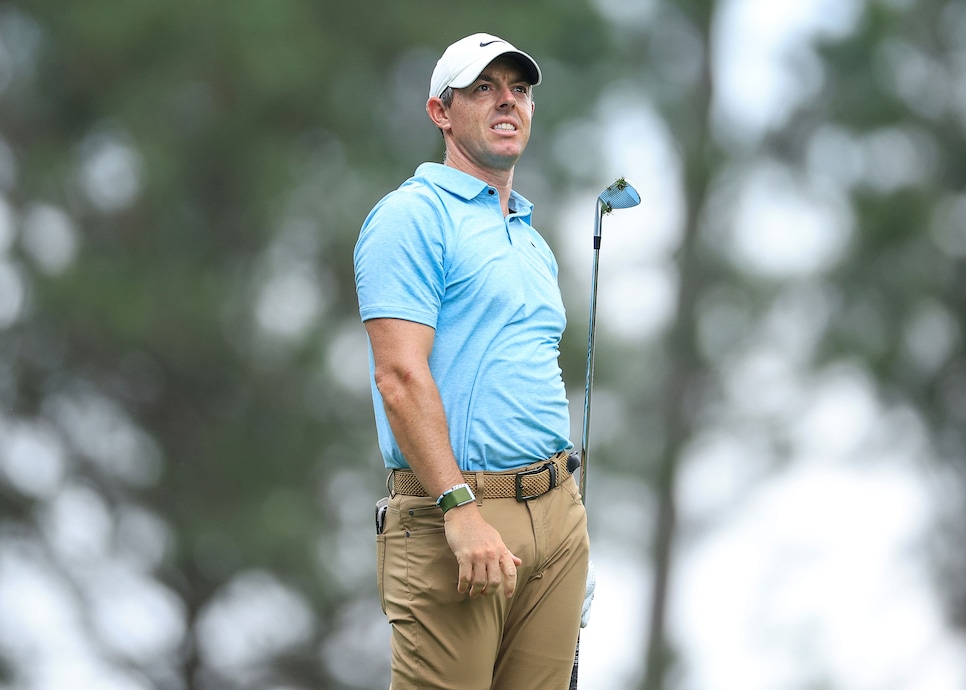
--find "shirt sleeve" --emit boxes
[353,190,446,328]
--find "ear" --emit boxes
[426,97,451,131]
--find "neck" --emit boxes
[443,152,516,216]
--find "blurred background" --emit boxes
[1,0,965,688]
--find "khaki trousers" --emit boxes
[377,471,589,690]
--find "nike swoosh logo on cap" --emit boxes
[480,40,504,47]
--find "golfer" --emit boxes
[354,33,590,689]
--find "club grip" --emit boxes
[569,638,579,689]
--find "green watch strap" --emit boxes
[437,483,476,514]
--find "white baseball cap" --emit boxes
[429,33,542,99]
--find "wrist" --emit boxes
[436,483,476,514]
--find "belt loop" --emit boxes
[475,472,484,504]
[387,471,396,498]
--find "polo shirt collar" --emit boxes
[415,163,534,217]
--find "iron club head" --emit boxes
[593,177,641,246]
[599,177,641,212]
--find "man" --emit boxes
[354,33,590,689]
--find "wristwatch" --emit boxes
[437,483,476,514]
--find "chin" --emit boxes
[491,145,526,163]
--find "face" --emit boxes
[428,56,535,175]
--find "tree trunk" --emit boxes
[641,2,717,687]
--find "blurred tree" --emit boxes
[591,0,966,687]
[803,0,966,639]
[0,1,617,688]
[3,0,965,688]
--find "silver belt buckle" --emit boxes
[514,461,557,501]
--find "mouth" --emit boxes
[492,122,517,133]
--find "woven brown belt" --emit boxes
[388,451,574,502]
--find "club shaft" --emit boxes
[573,236,599,690]
[579,204,604,502]
[573,182,638,690]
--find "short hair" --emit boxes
[439,86,454,108]
[436,87,454,147]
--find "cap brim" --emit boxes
[441,49,542,96]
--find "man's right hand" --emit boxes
[443,504,523,599]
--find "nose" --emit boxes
[497,85,516,109]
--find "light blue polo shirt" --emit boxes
[354,163,572,471]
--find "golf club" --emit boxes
[570,177,641,690]
[579,177,642,500]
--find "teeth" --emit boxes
[493,123,516,131]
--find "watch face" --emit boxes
[440,485,475,513]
